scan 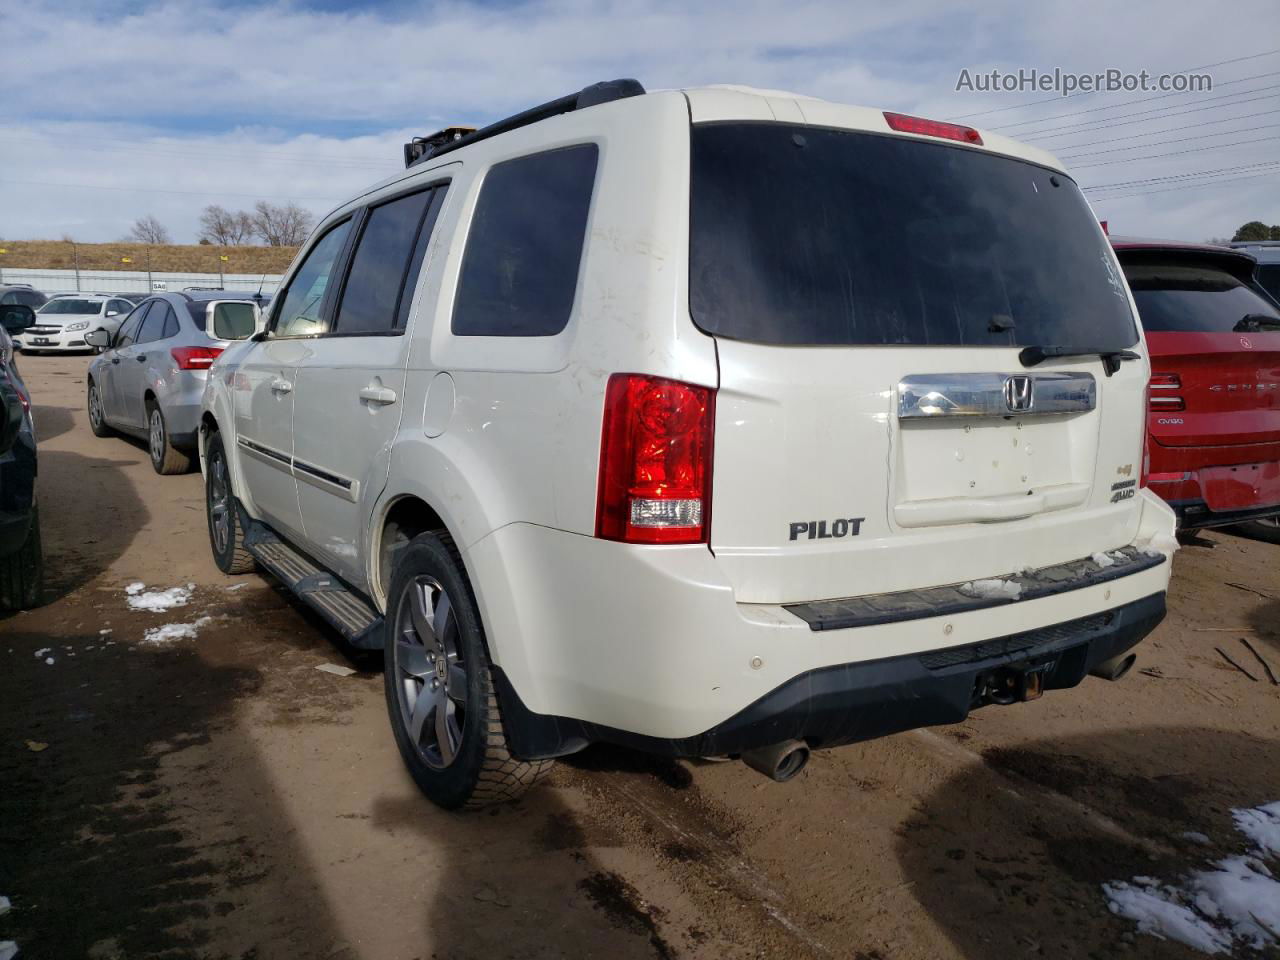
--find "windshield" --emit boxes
[689,123,1138,348]
[38,299,103,315]
[1124,263,1280,333]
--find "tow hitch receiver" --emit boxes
[976,662,1051,706]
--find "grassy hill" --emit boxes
[0,240,298,275]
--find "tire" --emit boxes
[147,401,193,475]
[205,430,255,574]
[384,532,552,809]
[0,504,44,610]
[87,378,113,438]
[1235,516,1280,545]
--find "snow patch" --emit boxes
[33,648,50,658]
[0,895,9,915]
[1104,801,1280,955]
[958,578,1022,601]
[1091,552,1115,568]
[126,583,194,613]
[1183,832,1211,846]
[44,658,53,666]
[1139,532,1180,558]
[125,581,145,595]
[142,617,213,646]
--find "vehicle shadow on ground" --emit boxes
[0,629,349,958]
[23,449,148,609]
[1249,600,1280,657]
[896,726,1280,960]
[30,404,75,443]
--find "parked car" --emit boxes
[199,80,1176,809]
[1114,238,1280,543]
[0,303,42,610]
[0,284,48,311]
[1229,240,1280,304]
[15,293,136,354]
[85,291,262,474]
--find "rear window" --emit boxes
[452,144,598,337]
[1257,263,1280,304]
[39,299,102,315]
[1123,263,1280,333]
[689,123,1137,348]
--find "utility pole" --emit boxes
[146,247,153,292]
[72,241,81,291]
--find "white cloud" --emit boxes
[2,0,1278,242]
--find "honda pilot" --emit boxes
[199,81,1177,809]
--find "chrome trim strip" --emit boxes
[237,435,292,469]
[897,372,1096,419]
[293,457,360,503]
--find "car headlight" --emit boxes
[65,321,90,332]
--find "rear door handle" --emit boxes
[359,385,398,405]
[135,354,147,362]
[270,378,293,395]
[110,357,120,365]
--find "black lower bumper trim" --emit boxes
[493,592,1167,761]
[1169,498,1280,530]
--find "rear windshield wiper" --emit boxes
[1234,313,1280,333]
[1019,345,1141,376]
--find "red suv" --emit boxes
[1113,238,1280,541]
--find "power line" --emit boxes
[1081,159,1280,191]
[1020,89,1280,140]
[1056,123,1280,160]
[945,48,1280,121]
[0,133,394,171]
[1085,170,1278,202]
[989,69,1280,132]
[0,177,343,203]
[1044,107,1280,150]
[1068,134,1280,169]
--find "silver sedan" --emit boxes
[86,291,263,474]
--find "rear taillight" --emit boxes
[1148,372,1184,411]
[883,112,983,145]
[595,373,715,544]
[171,346,223,370]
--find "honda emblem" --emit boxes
[1004,375,1034,412]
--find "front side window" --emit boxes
[452,144,598,337]
[1124,261,1280,332]
[334,187,438,335]
[689,123,1138,348]
[274,220,353,337]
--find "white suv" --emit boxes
[200,81,1177,809]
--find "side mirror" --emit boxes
[106,309,121,317]
[0,305,34,335]
[85,328,112,349]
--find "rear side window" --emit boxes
[115,302,151,347]
[690,123,1137,348]
[334,187,439,335]
[452,144,598,337]
[136,302,170,344]
[1123,262,1280,333]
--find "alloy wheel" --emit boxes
[208,450,231,555]
[149,409,164,465]
[392,575,467,769]
[88,385,103,430]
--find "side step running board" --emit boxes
[241,509,384,650]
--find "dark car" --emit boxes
[0,303,42,609]
[0,284,48,311]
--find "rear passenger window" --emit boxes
[334,187,440,335]
[452,144,598,337]
[161,307,180,339]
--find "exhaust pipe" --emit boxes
[741,740,810,782]
[1091,652,1137,682]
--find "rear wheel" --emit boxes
[147,401,193,475]
[205,430,255,574]
[384,532,551,809]
[1236,516,1280,545]
[87,379,112,437]
[0,504,44,610]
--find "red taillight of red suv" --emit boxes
[1148,372,1184,411]
[171,346,223,370]
[595,373,715,544]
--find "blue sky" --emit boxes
[3,0,1279,243]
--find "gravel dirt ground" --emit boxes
[2,353,1278,960]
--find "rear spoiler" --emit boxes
[1112,245,1259,286]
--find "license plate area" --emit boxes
[32,337,50,345]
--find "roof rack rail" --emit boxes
[404,78,645,168]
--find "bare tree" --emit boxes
[127,214,171,245]
[252,201,314,246]
[199,204,256,245]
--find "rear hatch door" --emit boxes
[689,116,1148,605]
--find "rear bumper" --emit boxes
[1148,458,1280,527]
[1165,498,1280,529]
[493,591,1166,759]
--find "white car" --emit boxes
[16,294,135,354]
[199,80,1177,809]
